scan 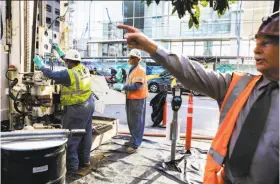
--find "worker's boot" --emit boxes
[67,166,91,176]
[124,141,131,146]
[79,162,91,168]
[126,146,137,154]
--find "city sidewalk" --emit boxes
[66,135,211,184]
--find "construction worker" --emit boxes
[91,67,100,75]
[202,61,208,68]
[109,67,117,79]
[171,78,176,88]
[118,11,279,184]
[33,44,95,174]
[113,49,148,154]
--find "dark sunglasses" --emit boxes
[129,56,137,60]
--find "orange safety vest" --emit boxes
[127,64,148,99]
[203,72,262,184]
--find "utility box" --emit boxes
[91,116,119,151]
[90,75,126,114]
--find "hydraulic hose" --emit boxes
[118,131,213,140]
[8,78,18,101]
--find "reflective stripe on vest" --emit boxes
[61,70,90,95]
[203,72,262,184]
[219,74,254,125]
[132,76,144,83]
[209,146,224,165]
[61,64,92,106]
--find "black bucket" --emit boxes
[1,139,67,184]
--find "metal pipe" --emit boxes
[1,129,86,138]
[1,134,66,142]
[171,112,178,160]
[24,1,29,72]
[30,0,38,72]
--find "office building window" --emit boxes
[183,42,195,56]
[195,42,204,56]
[171,42,182,55]
[46,5,52,13]
[212,41,221,56]
[123,1,144,30]
[240,40,251,56]
[204,41,213,56]
[55,20,60,27]
[46,17,51,24]
[221,41,230,56]
[55,9,60,16]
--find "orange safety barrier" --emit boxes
[185,93,193,150]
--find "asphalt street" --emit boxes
[95,92,219,137]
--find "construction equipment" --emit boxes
[1,1,124,131]
[0,2,120,181]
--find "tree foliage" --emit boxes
[142,0,236,29]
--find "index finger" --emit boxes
[117,24,139,33]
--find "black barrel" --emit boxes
[1,139,67,184]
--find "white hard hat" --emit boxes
[128,49,141,59]
[64,49,81,61]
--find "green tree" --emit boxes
[142,0,236,29]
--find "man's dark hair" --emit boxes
[67,59,80,65]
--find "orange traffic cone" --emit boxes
[185,93,193,153]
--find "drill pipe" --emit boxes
[1,129,86,138]
[1,134,66,142]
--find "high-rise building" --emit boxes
[74,0,274,74]
[36,1,60,57]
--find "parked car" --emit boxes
[147,75,202,96]
[148,75,173,93]
[146,70,173,81]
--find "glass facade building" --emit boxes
[70,1,274,74]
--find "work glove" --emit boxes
[116,69,123,83]
[33,55,45,70]
[52,43,65,57]
[113,83,124,91]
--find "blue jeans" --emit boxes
[62,96,95,171]
[126,98,146,148]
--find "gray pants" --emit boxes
[62,96,95,171]
[126,98,146,148]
